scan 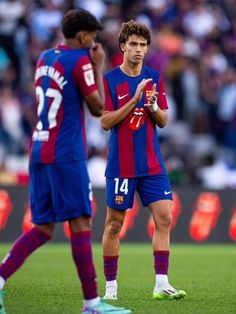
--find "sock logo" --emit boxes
[1,253,10,264]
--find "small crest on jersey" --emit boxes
[54,49,61,53]
[146,90,153,97]
[115,195,124,204]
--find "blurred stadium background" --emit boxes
[0,0,236,242]
[0,1,236,313]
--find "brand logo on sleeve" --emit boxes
[84,69,95,86]
[82,63,92,71]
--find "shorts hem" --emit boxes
[32,212,91,224]
[106,204,129,211]
[143,196,173,207]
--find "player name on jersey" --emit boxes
[35,65,68,89]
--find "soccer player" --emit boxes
[0,9,131,314]
[101,20,186,301]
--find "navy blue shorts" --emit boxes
[106,174,172,210]
[29,161,92,224]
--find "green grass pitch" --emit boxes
[0,243,236,313]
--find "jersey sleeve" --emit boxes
[104,76,115,111]
[73,55,97,97]
[157,74,168,110]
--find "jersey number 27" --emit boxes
[35,86,62,130]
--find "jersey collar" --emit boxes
[55,44,72,50]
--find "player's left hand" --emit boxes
[147,83,159,105]
[144,83,159,112]
[89,43,105,71]
[133,78,153,104]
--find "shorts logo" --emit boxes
[129,108,147,131]
[115,195,124,204]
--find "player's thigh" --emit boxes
[106,177,137,211]
[29,163,54,224]
[48,161,92,222]
[137,174,173,207]
[149,199,172,227]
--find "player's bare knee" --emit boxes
[107,220,122,236]
[35,223,55,237]
[69,217,91,233]
[156,214,172,230]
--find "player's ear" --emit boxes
[120,43,125,52]
[76,31,86,45]
[75,32,83,45]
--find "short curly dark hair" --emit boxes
[118,20,151,46]
[62,9,103,39]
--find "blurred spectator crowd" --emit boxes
[0,0,236,189]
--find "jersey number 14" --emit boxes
[114,178,129,195]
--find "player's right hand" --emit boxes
[89,43,105,72]
[133,78,152,103]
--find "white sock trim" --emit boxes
[106,280,117,288]
[0,276,5,290]
[84,296,100,307]
[155,274,168,287]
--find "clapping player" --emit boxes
[101,20,186,301]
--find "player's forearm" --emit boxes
[94,69,105,102]
[150,108,168,128]
[101,99,137,130]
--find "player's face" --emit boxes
[121,35,148,65]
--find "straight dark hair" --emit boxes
[62,9,103,38]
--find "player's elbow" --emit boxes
[90,105,104,117]
[101,113,111,131]
[157,114,168,128]
[102,126,110,131]
[158,120,167,128]
[101,121,110,131]
[85,95,104,117]
[92,109,103,117]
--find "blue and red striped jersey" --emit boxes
[104,66,168,178]
[30,44,97,163]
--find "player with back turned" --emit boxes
[0,9,131,314]
[101,20,186,301]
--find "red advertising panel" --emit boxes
[189,192,222,241]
